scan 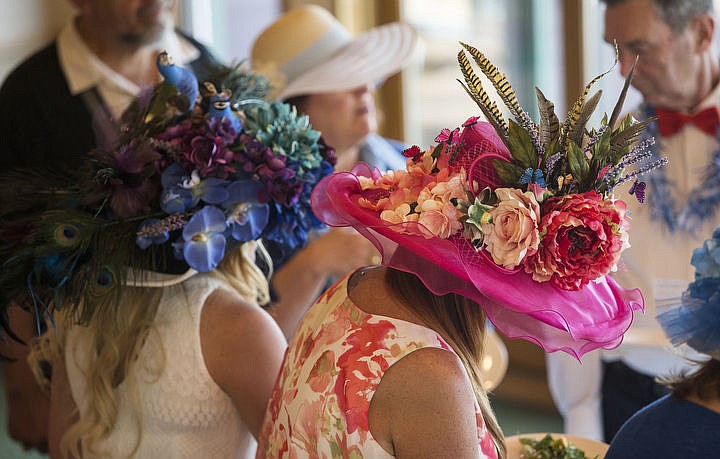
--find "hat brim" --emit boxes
[279,22,419,100]
[311,163,645,360]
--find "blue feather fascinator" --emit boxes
[0,55,335,343]
[657,227,720,360]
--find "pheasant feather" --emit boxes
[460,42,526,123]
[561,52,618,151]
[609,55,639,129]
[567,90,603,148]
[457,50,507,137]
[535,87,560,152]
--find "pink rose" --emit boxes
[524,192,628,291]
[481,188,540,269]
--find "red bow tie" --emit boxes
[655,107,720,137]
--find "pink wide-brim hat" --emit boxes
[311,160,644,360]
[251,4,419,100]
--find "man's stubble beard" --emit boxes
[118,18,170,47]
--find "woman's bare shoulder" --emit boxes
[370,347,481,458]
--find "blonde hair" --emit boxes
[30,241,271,459]
[385,268,507,459]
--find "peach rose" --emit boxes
[481,188,540,269]
[418,201,463,238]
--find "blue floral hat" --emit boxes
[0,54,335,338]
[657,227,720,360]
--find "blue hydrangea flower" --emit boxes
[179,206,227,272]
[224,180,269,242]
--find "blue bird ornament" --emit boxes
[156,51,199,111]
[204,82,243,134]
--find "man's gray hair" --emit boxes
[601,0,714,32]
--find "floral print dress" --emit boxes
[257,274,498,458]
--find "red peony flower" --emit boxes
[523,191,628,291]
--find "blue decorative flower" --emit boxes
[224,181,269,242]
[179,206,227,272]
[160,166,229,213]
[136,218,170,249]
[161,185,194,213]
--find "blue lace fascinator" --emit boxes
[0,54,335,343]
[657,227,720,360]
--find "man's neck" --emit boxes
[685,54,720,112]
[75,17,163,87]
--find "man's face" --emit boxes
[78,0,175,45]
[604,0,701,110]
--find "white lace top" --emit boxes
[65,274,255,458]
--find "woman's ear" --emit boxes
[692,14,715,52]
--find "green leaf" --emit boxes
[507,120,538,167]
[493,158,527,186]
[567,141,590,186]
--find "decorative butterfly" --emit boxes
[434,127,460,144]
[402,145,423,162]
[518,168,546,188]
[629,180,646,203]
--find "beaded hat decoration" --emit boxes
[312,43,664,359]
[0,54,335,341]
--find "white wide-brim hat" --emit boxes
[251,4,419,100]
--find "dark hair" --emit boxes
[659,358,720,401]
[384,268,507,459]
[601,0,714,32]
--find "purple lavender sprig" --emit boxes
[518,110,544,156]
[602,137,657,189]
[583,125,608,154]
[617,156,669,186]
[544,152,563,175]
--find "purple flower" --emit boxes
[183,119,239,179]
[179,206,227,272]
[92,139,161,218]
